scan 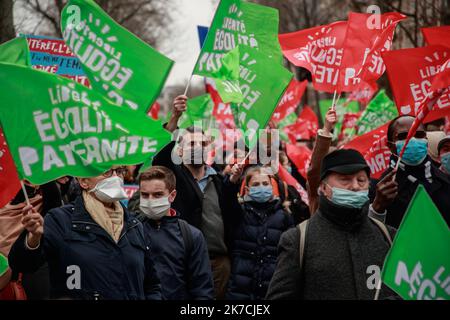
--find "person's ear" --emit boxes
[168,190,177,203]
[244,185,250,194]
[77,177,91,190]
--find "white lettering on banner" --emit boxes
[197,52,225,73]
[18,136,158,176]
[394,261,450,299]
[63,18,137,109]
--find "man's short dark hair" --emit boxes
[139,166,176,192]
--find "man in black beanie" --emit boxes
[266,149,399,300]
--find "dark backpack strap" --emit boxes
[178,219,194,288]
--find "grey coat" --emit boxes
[266,210,398,300]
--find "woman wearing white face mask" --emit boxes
[8,167,162,300]
[136,166,214,300]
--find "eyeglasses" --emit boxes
[395,130,427,141]
[102,167,128,177]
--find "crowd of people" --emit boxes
[0,94,449,300]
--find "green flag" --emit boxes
[381,185,450,300]
[0,253,8,277]
[179,94,214,129]
[0,63,171,185]
[194,0,282,76]
[195,47,243,103]
[277,112,297,129]
[60,0,173,113]
[232,46,292,148]
[357,90,398,135]
[0,37,31,67]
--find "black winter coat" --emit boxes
[369,156,450,228]
[226,199,295,300]
[140,214,214,300]
[8,196,162,300]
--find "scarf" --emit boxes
[390,154,433,186]
[0,195,43,256]
[82,191,124,243]
[319,195,368,231]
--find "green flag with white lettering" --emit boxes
[179,94,214,129]
[357,90,398,135]
[232,46,292,148]
[195,46,243,103]
[194,0,282,75]
[381,185,450,300]
[0,37,31,67]
[0,63,171,185]
[60,0,173,113]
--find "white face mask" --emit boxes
[140,196,171,220]
[89,176,127,203]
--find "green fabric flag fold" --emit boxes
[381,185,450,300]
[0,63,171,185]
[178,94,214,129]
[357,90,398,135]
[60,0,173,113]
[0,37,31,67]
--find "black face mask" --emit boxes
[318,194,368,231]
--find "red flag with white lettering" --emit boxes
[342,123,391,179]
[338,12,405,92]
[279,21,348,92]
[382,45,450,123]
[271,79,307,123]
[339,112,362,141]
[0,128,21,207]
[347,81,378,105]
[421,26,450,47]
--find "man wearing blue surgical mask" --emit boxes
[267,149,398,300]
[369,115,450,228]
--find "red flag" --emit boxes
[277,163,309,205]
[382,45,450,123]
[206,79,236,130]
[279,21,348,92]
[271,79,307,123]
[0,128,21,207]
[339,112,362,140]
[147,102,160,120]
[343,123,391,179]
[347,81,378,105]
[421,26,450,47]
[286,144,312,179]
[298,105,319,137]
[284,121,312,144]
[338,12,405,92]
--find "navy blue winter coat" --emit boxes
[8,196,162,300]
[226,199,295,300]
[140,212,214,300]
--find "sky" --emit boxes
[162,0,216,86]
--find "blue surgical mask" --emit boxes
[395,138,428,166]
[248,185,273,203]
[329,186,369,209]
[441,152,450,174]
